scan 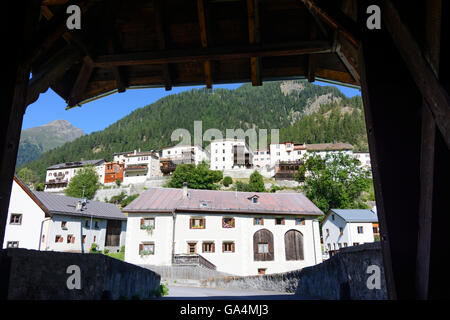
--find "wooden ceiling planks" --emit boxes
[27,0,360,108]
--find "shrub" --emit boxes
[120,245,125,253]
[103,248,109,254]
[222,176,233,187]
[90,243,99,253]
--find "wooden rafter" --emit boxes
[197,0,213,88]
[416,0,441,300]
[335,31,360,84]
[382,0,450,150]
[94,41,332,68]
[27,46,82,106]
[154,0,172,91]
[67,55,94,107]
[300,0,359,47]
[247,0,261,86]
[307,16,317,83]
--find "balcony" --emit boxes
[124,164,148,173]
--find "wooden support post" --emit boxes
[382,0,450,150]
[1,0,41,249]
[154,0,172,91]
[415,0,441,300]
[247,0,261,86]
[307,17,317,83]
[197,0,213,88]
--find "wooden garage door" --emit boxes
[253,229,274,261]
[106,220,122,246]
[284,230,304,261]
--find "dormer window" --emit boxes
[249,195,259,204]
[201,202,207,207]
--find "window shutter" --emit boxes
[139,243,144,253]
[71,236,75,244]
[212,243,215,253]
[261,218,264,225]
[282,219,285,225]
[203,218,206,229]
[189,219,193,229]
[140,218,144,226]
[302,219,305,225]
[222,242,225,252]
[59,236,63,243]
[232,243,235,252]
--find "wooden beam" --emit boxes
[382,0,450,150]
[336,40,360,83]
[415,0,441,300]
[27,46,82,106]
[247,0,261,86]
[94,41,332,68]
[67,55,95,107]
[197,0,213,88]
[28,0,94,65]
[307,18,317,83]
[154,0,172,91]
[300,0,359,47]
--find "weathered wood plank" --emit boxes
[154,0,172,91]
[415,0,441,300]
[197,0,213,88]
[67,55,95,107]
[382,0,450,150]
[247,0,261,86]
[94,41,332,67]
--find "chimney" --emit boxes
[76,200,82,211]
[134,150,137,155]
[182,182,188,199]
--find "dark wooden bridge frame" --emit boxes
[2,0,450,299]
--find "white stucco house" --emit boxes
[321,209,379,257]
[123,186,323,276]
[209,139,253,170]
[4,176,127,253]
[44,159,105,193]
[116,149,162,185]
[160,144,209,165]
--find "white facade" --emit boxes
[125,212,322,276]
[4,177,126,253]
[44,160,105,193]
[161,145,209,165]
[209,139,253,170]
[3,178,49,250]
[253,150,272,168]
[270,142,306,165]
[321,211,378,255]
[353,152,371,168]
[122,150,162,185]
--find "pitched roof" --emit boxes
[47,159,105,170]
[123,188,323,216]
[32,191,126,220]
[13,176,50,217]
[329,209,378,223]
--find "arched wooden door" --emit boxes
[284,230,304,261]
[253,229,274,261]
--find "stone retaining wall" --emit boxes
[0,248,161,300]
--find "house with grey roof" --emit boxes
[122,185,324,276]
[3,176,126,253]
[321,208,379,257]
[44,159,105,193]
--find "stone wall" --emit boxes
[0,249,160,300]
[200,242,387,299]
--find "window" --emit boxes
[357,226,364,234]
[338,243,342,248]
[190,218,205,229]
[94,221,99,229]
[55,235,63,243]
[61,221,67,230]
[93,235,96,242]
[326,229,330,237]
[295,218,305,225]
[354,242,360,246]
[202,242,215,253]
[344,242,348,247]
[258,268,266,275]
[339,227,343,235]
[258,243,269,253]
[9,214,22,225]
[7,241,19,248]
[252,196,259,204]
[140,218,155,230]
[188,242,197,254]
[222,217,235,228]
[275,218,285,225]
[139,242,155,255]
[332,214,335,221]
[254,217,264,225]
[327,243,331,250]
[82,235,86,244]
[85,220,90,228]
[222,242,235,253]
[42,235,45,243]
[67,235,75,244]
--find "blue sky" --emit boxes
[23,81,361,134]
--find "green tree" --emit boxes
[297,153,371,214]
[167,162,223,190]
[248,171,265,192]
[17,167,37,186]
[222,176,233,187]
[65,166,100,199]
